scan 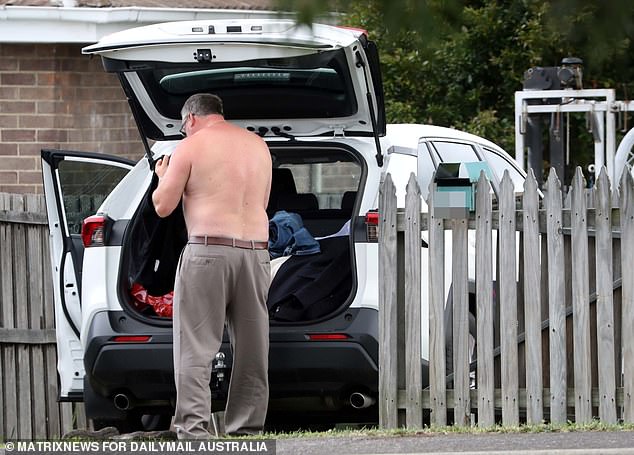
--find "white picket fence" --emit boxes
[378,167,633,428]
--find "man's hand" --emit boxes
[155,155,170,179]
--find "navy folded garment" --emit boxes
[267,236,351,321]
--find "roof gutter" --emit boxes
[0,6,298,43]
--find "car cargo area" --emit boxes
[121,142,362,323]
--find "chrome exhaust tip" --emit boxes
[349,392,376,409]
[113,393,131,411]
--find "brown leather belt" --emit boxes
[188,235,268,250]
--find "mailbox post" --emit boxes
[432,162,491,218]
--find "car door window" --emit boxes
[480,147,526,191]
[58,160,129,235]
[431,141,479,163]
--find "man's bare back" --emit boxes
[152,115,271,242]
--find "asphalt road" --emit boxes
[276,430,634,455]
[1,430,632,455]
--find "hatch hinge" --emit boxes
[332,125,346,137]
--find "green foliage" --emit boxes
[339,1,572,151]
[278,0,634,175]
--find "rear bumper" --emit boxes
[83,308,378,411]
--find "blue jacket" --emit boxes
[268,211,320,259]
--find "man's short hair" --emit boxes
[181,93,224,118]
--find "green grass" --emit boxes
[259,420,634,440]
[3,421,632,444]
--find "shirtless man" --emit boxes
[153,93,272,439]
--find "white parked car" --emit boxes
[42,19,526,431]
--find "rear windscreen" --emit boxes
[135,49,357,121]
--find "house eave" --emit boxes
[0,5,298,43]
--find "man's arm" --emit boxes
[152,147,191,218]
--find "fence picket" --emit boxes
[522,170,543,424]
[571,168,592,423]
[428,181,447,426]
[75,402,88,431]
[404,174,422,428]
[499,172,519,425]
[475,172,494,426]
[378,174,398,428]
[26,194,49,439]
[60,403,74,436]
[0,349,3,437]
[620,171,634,422]
[1,193,19,439]
[595,169,617,423]
[13,194,33,439]
[0,193,8,438]
[545,170,567,423]
[452,216,470,426]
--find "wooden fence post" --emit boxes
[545,170,567,423]
[428,180,447,426]
[595,169,617,423]
[26,194,48,439]
[404,173,423,428]
[620,170,634,422]
[379,174,398,428]
[571,168,592,423]
[522,169,543,424]
[475,172,494,426]
[14,194,33,439]
[499,171,519,425]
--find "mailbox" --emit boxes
[432,161,493,218]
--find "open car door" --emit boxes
[41,150,133,400]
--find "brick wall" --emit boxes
[0,43,145,194]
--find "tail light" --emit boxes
[81,214,108,247]
[307,333,350,341]
[365,210,379,242]
[111,336,151,343]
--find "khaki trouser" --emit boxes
[172,243,270,439]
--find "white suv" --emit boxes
[42,19,526,431]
